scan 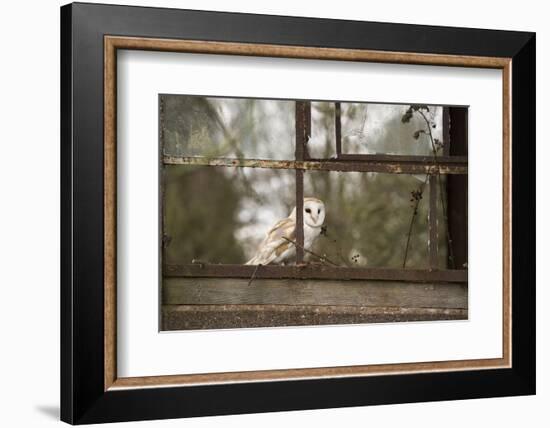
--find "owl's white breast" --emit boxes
[304,223,322,251]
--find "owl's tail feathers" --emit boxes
[245,256,263,265]
[246,246,278,265]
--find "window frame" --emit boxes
[159,95,468,283]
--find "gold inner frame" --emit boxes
[104,35,512,391]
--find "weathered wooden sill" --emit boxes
[161,304,468,331]
[161,277,468,331]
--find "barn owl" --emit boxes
[245,198,326,265]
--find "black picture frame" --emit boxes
[61,2,535,424]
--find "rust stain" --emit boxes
[163,156,467,175]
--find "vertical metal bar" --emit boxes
[447,107,468,269]
[295,169,304,263]
[159,95,167,327]
[304,101,311,160]
[295,102,305,161]
[295,101,306,263]
[159,96,168,251]
[442,107,450,156]
[335,102,342,157]
[428,175,439,268]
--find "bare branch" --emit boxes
[402,173,430,268]
[417,109,455,269]
[282,237,340,267]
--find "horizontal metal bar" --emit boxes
[337,154,468,163]
[164,264,468,283]
[163,155,467,175]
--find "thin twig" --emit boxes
[436,173,455,267]
[282,237,339,266]
[402,172,430,268]
[247,263,261,286]
[418,110,456,269]
[191,259,206,268]
[322,232,352,267]
[334,244,352,267]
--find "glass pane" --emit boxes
[161,95,295,160]
[341,103,443,156]
[303,170,447,268]
[307,101,336,158]
[163,165,295,265]
[305,102,470,158]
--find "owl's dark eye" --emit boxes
[318,209,321,214]
[305,208,311,213]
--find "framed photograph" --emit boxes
[61,2,535,424]
[158,94,469,331]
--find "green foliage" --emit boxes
[163,165,245,264]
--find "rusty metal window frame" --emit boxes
[160,97,468,284]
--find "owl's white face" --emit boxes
[303,198,325,228]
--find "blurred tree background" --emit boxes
[162,95,449,268]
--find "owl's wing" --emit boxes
[245,217,296,265]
